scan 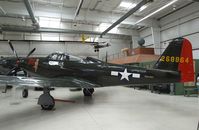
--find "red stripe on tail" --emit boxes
[178,38,194,82]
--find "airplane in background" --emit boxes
[0,38,194,110]
[92,42,111,52]
[81,34,111,52]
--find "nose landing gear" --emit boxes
[38,87,55,110]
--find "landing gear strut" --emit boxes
[38,87,55,110]
[22,89,28,98]
[94,49,99,52]
[83,88,94,96]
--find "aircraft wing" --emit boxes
[0,75,101,88]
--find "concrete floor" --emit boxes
[0,86,199,130]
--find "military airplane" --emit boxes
[0,37,194,110]
[92,42,111,52]
[80,34,110,52]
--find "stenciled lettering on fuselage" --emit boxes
[111,68,140,81]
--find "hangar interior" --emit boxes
[0,0,199,130]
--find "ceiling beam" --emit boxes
[23,0,39,28]
[100,0,153,37]
[0,24,138,37]
[0,1,156,27]
[0,25,100,35]
[74,0,84,20]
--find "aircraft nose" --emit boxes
[0,59,3,65]
[17,58,28,67]
[0,58,8,66]
[18,58,39,72]
[16,59,20,65]
[18,58,38,67]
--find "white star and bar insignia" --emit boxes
[111,68,140,81]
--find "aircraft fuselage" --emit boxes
[20,57,180,87]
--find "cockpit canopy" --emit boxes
[47,52,83,62]
[47,52,104,64]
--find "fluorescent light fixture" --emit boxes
[39,17,61,22]
[139,5,147,11]
[99,23,110,27]
[134,0,178,25]
[130,3,137,8]
[89,37,99,42]
[119,2,131,8]
[99,23,119,32]
[39,17,61,28]
[119,2,136,9]
[99,23,111,32]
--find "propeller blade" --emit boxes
[27,48,36,57]
[105,51,108,63]
[8,40,19,59]
[8,41,14,52]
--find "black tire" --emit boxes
[41,104,54,110]
[22,89,28,98]
[41,96,55,110]
[83,88,94,96]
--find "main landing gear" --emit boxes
[94,49,99,52]
[37,87,95,110]
[83,88,94,96]
[38,87,55,110]
[22,89,28,98]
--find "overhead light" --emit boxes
[99,23,111,32]
[139,5,147,11]
[99,23,110,27]
[39,17,61,28]
[119,2,136,9]
[172,4,176,10]
[99,23,119,32]
[21,16,25,21]
[134,0,178,25]
[39,17,61,22]
[89,37,99,42]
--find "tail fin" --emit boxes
[154,38,194,82]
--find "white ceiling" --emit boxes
[0,0,194,34]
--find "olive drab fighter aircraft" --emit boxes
[0,38,194,110]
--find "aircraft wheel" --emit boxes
[22,89,28,98]
[83,88,94,96]
[40,95,55,110]
[41,104,54,110]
